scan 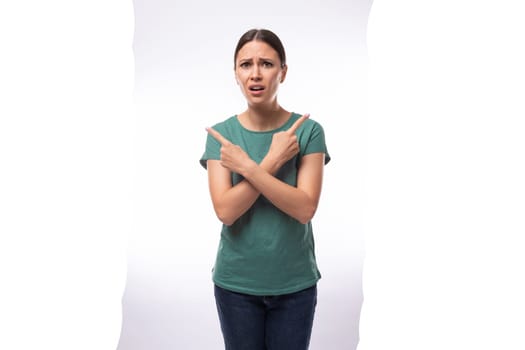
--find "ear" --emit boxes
[280,64,288,83]
[234,68,239,85]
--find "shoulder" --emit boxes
[209,116,242,139]
[212,115,237,130]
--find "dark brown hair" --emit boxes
[234,28,286,68]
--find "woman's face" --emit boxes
[234,40,287,107]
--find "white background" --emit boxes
[1,1,524,349]
[1,1,134,349]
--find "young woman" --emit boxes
[200,28,330,350]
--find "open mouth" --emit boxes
[249,85,265,92]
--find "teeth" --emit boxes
[250,86,264,91]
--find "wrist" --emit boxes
[241,159,259,178]
[260,154,281,175]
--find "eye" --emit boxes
[262,61,274,68]
[239,62,251,69]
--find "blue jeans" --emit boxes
[214,284,317,350]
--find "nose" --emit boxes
[250,65,261,80]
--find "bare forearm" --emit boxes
[212,156,281,225]
[242,164,317,224]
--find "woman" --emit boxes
[200,28,330,350]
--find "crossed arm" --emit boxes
[205,114,325,226]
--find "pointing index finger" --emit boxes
[206,127,231,146]
[287,113,310,134]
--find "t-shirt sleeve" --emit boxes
[199,132,221,169]
[302,121,331,165]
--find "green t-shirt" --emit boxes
[200,112,330,296]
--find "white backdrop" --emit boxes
[117,1,371,349]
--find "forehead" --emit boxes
[236,40,279,61]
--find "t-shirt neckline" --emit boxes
[233,112,296,134]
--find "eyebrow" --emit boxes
[238,57,275,62]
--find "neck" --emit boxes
[241,103,290,131]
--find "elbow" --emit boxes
[219,216,235,226]
[297,204,317,225]
[297,218,310,225]
[215,208,236,226]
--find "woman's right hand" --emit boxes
[206,127,256,175]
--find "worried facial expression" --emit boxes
[235,40,287,107]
